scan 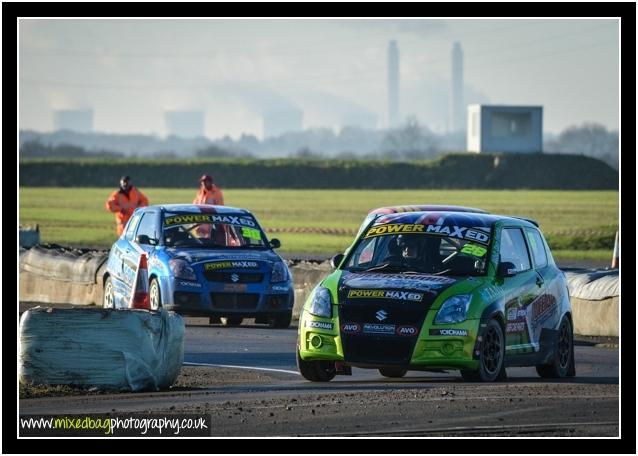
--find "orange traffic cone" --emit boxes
[611,231,619,269]
[129,253,150,309]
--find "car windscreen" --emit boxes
[162,213,266,249]
[345,223,492,276]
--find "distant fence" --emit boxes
[266,227,357,235]
[19,153,618,189]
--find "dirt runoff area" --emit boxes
[19,366,286,398]
[20,366,618,437]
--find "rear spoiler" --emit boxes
[512,217,539,227]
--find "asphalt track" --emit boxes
[182,319,618,379]
[19,317,620,437]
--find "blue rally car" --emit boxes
[102,204,294,328]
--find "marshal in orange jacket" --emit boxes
[193,184,225,206]
[105,187,149,235]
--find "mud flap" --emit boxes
[335,361,352,375]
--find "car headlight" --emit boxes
[307,287,332,318]
[271,262,289,283]
[434,294,471,324]
[169,259,197,281]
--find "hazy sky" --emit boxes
[19,18,619,138]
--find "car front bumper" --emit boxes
[299,310,481,371]
[159,275,294,318]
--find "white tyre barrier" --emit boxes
[19,307,184,391]
[19,244,109,305]
[20,244,108,284]
[563,268,619,337]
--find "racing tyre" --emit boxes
[296,348,336,382]
[103,276,115,309]
[269,312,292,329]
[379,367,407,378]
[460,319,506,382]
[220,317,243,327]
[536,316,576,378]
[149,278,162,310]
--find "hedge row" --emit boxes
[19,153,618,189]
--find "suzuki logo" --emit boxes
[375,309,388,321]
[230,273,240,282]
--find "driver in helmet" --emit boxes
[397,234,422,266]
[397,234,443,272]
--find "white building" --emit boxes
[467,105,542,153]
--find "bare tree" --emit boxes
[545,123,618,170]
[380,116,440,160]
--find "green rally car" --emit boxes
[297,210,575,382]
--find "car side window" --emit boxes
[358,237,377,264]
[525,228,548,268]
[136,212,158,244]
[124,214,142,241]
[500,228,531,272]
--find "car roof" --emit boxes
[368,205,489,215]
[372,211,538,228]
[145,204,252,215]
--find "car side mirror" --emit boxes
[136,234,155,245]
[269,238,281,249]
[497,261,517,277]
[330,253,345,270]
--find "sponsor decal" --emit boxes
[507,307,527,321]
[461,244,488,257]
[178,281,202,288]
[230,273,240,282]
[344,273,456,285]
[349,289,384,299]
[211,215,256,227]
[164,214,213,226]
[425,225,490,245]
[363,323,396,335]
[347,289,423,301]
[532,294,557,327]
[341,273,456,294]
[375,309,388,321]
[242,227,262,240]
[164,214,256,227]
[429,328,469,337]
[506,322,526,333]
[306,320,334,331]
[341,322,362,334]
[271,285,289,292]
[122,262,136,287]
[205,261,259,270]
[396,325,418,336]
[365,224,425,237]
[364,224,491,245]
